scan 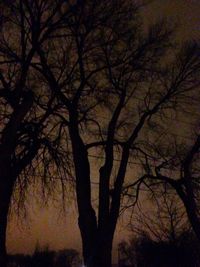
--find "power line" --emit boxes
[88,153,183,169]
[81,92,200,127]
[88,153,141,166]
[98,112,199,129]
[94,114,199,142]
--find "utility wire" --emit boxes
[94,114,199,141]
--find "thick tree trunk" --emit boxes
[175,183,200,242]
[184,180,200,241]
[0,166,15,267]
[82,231,113,267]
[98,244,112,267]
[0,201,8,267]
[182,195,200,242]
[79,210,98,267]
[186,206,200,241]
[69,109,121,267]
[95,234,113,267]
[69,111,98,267]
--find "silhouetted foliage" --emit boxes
[130,194,188,243]
[7,247,81,267]
[8,254,32,267]
[54,249,81,267]
[119,195,199,267]
[119,231,200,267]
[32,245,55,267]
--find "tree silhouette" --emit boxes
[119,231,200,267]
[0,1,200,267]
[0,1,71,266]
[7,247,80,267]
[130,194,188,243]
[54,249,81,267]
[119,196,200,267]
[32,245,55,267]
[126,117,200,241]
[122,42,200,242]
[32,1,200,267]
[8,253,32,267]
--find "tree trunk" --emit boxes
[175,183,200,242]
[69,111,98,267]
[79,210,98,267]
[0,165,15,267]
[0,183,12,267]
[0,201,8,267]
[95,235,113,267]
[82,232,113,267]
[182,195,200,241]
[69,110,119,267]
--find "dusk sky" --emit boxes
[144,0,200,40]
[6,0,200,262]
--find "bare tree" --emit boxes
[124,105,200,241]
[118,230,200,267]
[118,195,199,267]
[122,41,200,243]
[30,1,200,266]
[129,132,200,242]
[0,1,74,265]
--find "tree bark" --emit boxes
[0,161,15,267]
[96,231,113,267]
[184,199,200,241]
[81,230,113,267]
[69,106,126,267]
[69,110,98,267]
[180,191,200,241]
[78,209,98,267]
[174,182,200,242]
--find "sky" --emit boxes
[6,0,200,263]
[145,0,200,40]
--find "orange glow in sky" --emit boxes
[6,0,200,262]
